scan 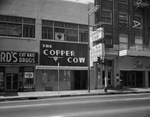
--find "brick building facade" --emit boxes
[94,0,150,88]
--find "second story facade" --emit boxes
[95,0,150,57]
[0,0,94,52]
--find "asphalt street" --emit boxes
[0,93,150,117]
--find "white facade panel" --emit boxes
[0,0,94,25]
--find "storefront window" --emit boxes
[0,67,5,91]
[47,70,57,82]
[24,72,34,85]
[46,70,71,82]
[60,70,71,82]
[24,78,33,85]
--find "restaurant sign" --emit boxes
[40,41,88,66]
[0,51,38,64]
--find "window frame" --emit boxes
[105,32,113,45]
[118,0,127,4]
[101,9,112,25]
[134,15,143,29]
[0,15,35,38]
[42,20,88,43]
[119,12,128,27]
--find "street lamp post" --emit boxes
[88,5,100,93]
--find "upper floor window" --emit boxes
[42,20,88,42]
[119,0,127,4]
[148,16,150,33]
[79,25,88,42]
[0,15,35,38]
[105,33,113,48]
[119,33,128,50]
[119,12,128,27]
[133,15,143,29]
[101,9,112,24]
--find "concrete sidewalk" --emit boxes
[0,88,150,101]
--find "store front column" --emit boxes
[145,71,149,87]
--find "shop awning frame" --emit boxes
[36,65,88,70]
[119,50,150,57]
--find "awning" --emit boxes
[119,50,150,57]
[36,65,88,70]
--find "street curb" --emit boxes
[0,91,150,102]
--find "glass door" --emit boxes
[126,72,136,87]
[5,73,18,91]
[102,70,112,87]
[6,73,12,90]
[128,73,136,87]
[12,74,18,90]
[121,71,136,87]
[107,70,112,86]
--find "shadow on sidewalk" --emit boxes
[0,92,19,97]
[109,88,137,92]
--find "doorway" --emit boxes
[148,72,150,87]
[120,71,143,88]
[102,69,113,87]
[127,72,136,87]
[74,71,87,90]
[5,73,19,91]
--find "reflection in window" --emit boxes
[0,23,22,37]
[42,20,88,42]
[0,15,35,38]
[46,70,71,82]
[23,25,35,38]
[42,27,53,39]
[66,29,78,42]
[79,30,88,42]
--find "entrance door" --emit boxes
[107,70,112,86]
[5,73,18,91]
[102,70,112,87]
[149,72,150,87]
[128,73,136,87]
[121,71,136,87]
[74,71,87,90]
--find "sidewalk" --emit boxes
[0,88,150,101]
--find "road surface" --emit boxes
[0,93,150,117]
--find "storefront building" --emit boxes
[93,0,150,89]
[35,41,88,91]
[118,50,150,88]
[0,0,96,91]
[0,51,38,91]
